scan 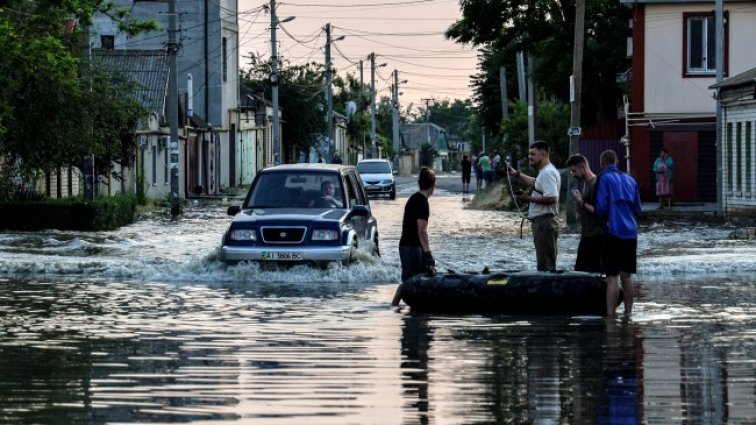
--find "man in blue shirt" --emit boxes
[595,150,642,316]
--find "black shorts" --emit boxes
[575,235,603,273]
[601,234,637,275]
[462,173,471,184]
[399,245,425,282]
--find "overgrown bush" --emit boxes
[0,194,138,231]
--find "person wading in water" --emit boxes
[392,167,436,306]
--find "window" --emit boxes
[222,37,228,82]
[683,12,728,77]
[100,35,114,49]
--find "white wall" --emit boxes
[644,3,756,115]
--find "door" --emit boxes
[344,173,368,240]
[662,132,698,202]
[186,134,200,196]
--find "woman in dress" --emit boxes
[653,148,673,209]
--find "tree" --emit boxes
[414,98,475,149]
[88,65,148,190]
[446,0,630,128]
[242,55,326,162]
[0,0,157,188]
[501,99,570,167]
[333,73,370,144]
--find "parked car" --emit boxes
[220,164,380,266]
[356,159,396,200]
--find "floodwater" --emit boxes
[0,177,754,424]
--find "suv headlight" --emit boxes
[312,229,339,241]
[382,179,393,185]
[229,229,256,241]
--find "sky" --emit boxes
[237,0,479,112]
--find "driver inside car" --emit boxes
[313,180,340,208]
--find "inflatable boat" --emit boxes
[399,270,615,316]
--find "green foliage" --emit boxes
[135,171,148,205]
[501,99,570,167]
[414,98,474,143]
[0,0,156,186]
[0,194,138,231]
[446,0,630,134]
[333,74,371,142]
[241,56,326,162]
[88,65,147,179]
[377,134,394,159]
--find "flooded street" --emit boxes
[1,176,755,424]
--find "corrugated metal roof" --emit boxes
[400,123,447,149]
[709,66,756,90]
[92,49,169,114]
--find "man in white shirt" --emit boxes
[507,141,561,270]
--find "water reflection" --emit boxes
[397,314,647,424]
[400,314,433,425]
[0,191,755,424]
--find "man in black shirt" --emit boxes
[392,167,436,306]
[460,154,472,194]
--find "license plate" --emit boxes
[261,251,304,261]
[365,185,379,191]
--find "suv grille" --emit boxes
[261,226,307,244]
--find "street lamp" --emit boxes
[270,0,294,165]
[370,53,387,158]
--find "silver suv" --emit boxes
[356,159,396,200]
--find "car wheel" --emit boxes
[389,187,396,200]
[343,240,358,266]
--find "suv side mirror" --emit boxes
[349,204,369,218]
[392,169,398,175]
[227,205,241,216]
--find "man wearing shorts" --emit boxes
[595,150,642,316]
[460,154,472,194]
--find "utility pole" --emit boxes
[325,23,334,161]
[324,24,344,162]
[168,0,180,217]
[567,0,586,225]
[516,51,527,103]
[499,66,509,120]
[369,53,385,158]
[527,54,537,144]
[270,0,282,164]
[392,69,400,156]
[422,97,433,146]
[715,0,724,214]
[359,60,364,94]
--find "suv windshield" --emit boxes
[357,162,391,174]
[245,172,345,208]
